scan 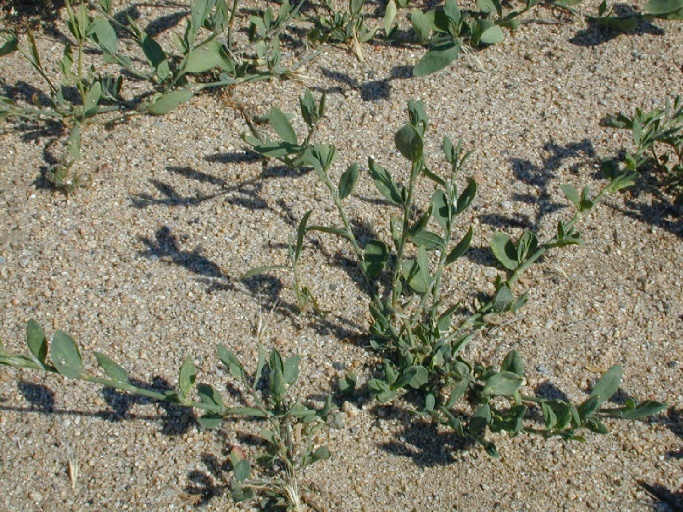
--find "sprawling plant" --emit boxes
[247,94,665,455]
[603,95,683,206]
[0,320,332,509]
[0,0,312,189]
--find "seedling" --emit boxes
[603,95,683,205]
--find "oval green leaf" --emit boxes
[26,319,47,365]
[413,42,460,77]
[51,330,83,378]
[147,90,194,115]
[95,351,129,383]
[339,163,360,200]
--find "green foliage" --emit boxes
[0,0,315,190]
[307,0,378,60]
[247,98,665,455]
[603,95,683,206]
[0,320,332,509]
[411,0,537,76]
[582,0,683,32]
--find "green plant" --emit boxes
[0,319,332,510]
[0,0,314,190]
[409,0,537,76]
[307,0,378,60]
[557,0,683,32]
[603,95,683,206]
[247,96,665,455]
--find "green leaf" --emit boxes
[385,0,397,34]
[66,124,81,163]
[339,163,360,200]
[310,445,330,464]
[396,365,429,389]
[198,413,223,428]
[493,285,514,311]
[83,81,102,117]
[0,31,19,57]
[613,400,667,419]
[410,230,445,251]
[402,259,429,293]
[431,189,451,231]
[231,485,255,502]
[185,38,231,73]
[147,90,194,115]
[300,89,316,127]
[94,352,129,383]
[338,371,357,394]
[445,226,473,265]
[369,159,402,205]
[140,33,167,72]
[410,9,433,43]
[395,124,423,162]
[178,355,196,398]
[230,406,268,417]
[270,364,286,403]
[500,350,524,377]
[478,21,505,45]
[51,330,83,379]
[644,0,683,15]
[560,184,580,208]
[491,233,518,270]
[456,178,477,213]
[234,459,251,482]
[241,264,289,279]
[578,395,600,418]
[283,355,300,385]
[413,42,461,77]
[254,344,267,384]
[295,210,312,263]
[481,371,523,397]
[197,383,224,407]
[584,417,609,434]
[87,18,118,54]
[26,319,47,365]
[217,344,244,379]
[269,107,298,145]
[362,239,389,279]
[590,365,622,405]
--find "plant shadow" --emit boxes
[374,404,475,466]
[480,139,597,231]
[317,66,412,102]
[638,481,683,511]
[8,377,195,435]
[569,4,666,47]
[138,225,232,291]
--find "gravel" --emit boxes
[1,1,682,510]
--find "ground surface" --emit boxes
[0,0,682,510]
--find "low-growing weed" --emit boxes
[246,93,665,455]
[603,95,683,206]
[0,320,332,509]
[0,0,316,190]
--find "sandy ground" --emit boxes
[0,0,682,510]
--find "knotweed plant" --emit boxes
[603,95,683,206]
[0,320,332,509]
[0,0,316,190]
[246,93,666,455]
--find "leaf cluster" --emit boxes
[245,95,664,455]
[0,0,314,190]
[603,95,683,206]
[0,319,332,508]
